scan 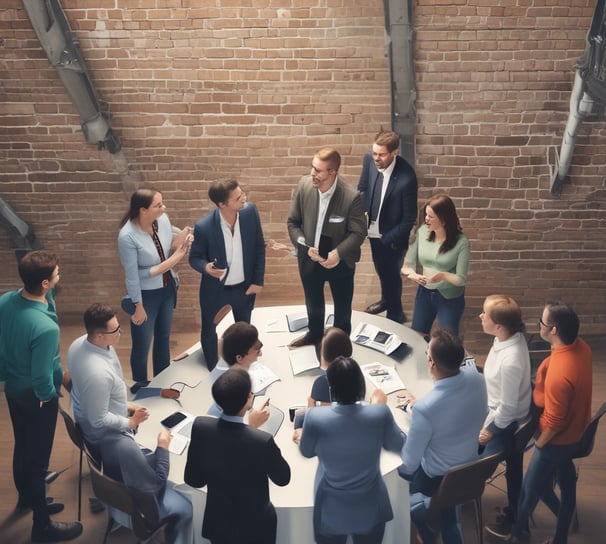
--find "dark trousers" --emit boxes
[369,238,405,322]
[7,391,58,530]
[200,282,255,371]
[316,523,386,544]
[130,282,176,382]
[299,257,354,340]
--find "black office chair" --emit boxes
[57,403,85,521]
[422,452,502,544]
[86,454,176,543]
[568,401,606,532]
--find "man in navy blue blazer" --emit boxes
[184,367,291,544]
[190,179,265,370]
[358,131,417,323]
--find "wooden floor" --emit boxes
[0,324,604,544]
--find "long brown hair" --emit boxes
[423,193,463,254]
[119,188,159,228]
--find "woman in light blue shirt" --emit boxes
[118,189,192,389]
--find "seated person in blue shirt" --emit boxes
[398,329,487,544]
[100,429,193,544]
[209,321,269,428]
[292,327,353,432]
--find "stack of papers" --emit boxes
[351,322,403,355]
[361,362,406,395]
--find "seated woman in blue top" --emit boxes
[118,189,193,390]
[401,193,470,337]
[298,356,404,544]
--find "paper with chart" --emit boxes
[361,362,406,395]
[351,322,403,355]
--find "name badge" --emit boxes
[328,215,344,223]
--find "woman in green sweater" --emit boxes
[401,193,470,337]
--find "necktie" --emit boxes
[369,172,384,222]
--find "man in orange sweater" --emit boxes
[488,301,592,544]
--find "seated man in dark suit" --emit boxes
[100,429,193,544]
[184,367,291,544]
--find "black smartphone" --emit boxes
[160,411,187,429]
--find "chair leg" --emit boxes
[77,448,82,522]
[473,497,484,544]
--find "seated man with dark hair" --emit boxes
[210,322,263,384]
[185,368,291,544]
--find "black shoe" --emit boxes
[130,380,150,394]
[289,333,319,348]
[387,312,408,324]
[364,300,386,314]
[15,497,64,516]
[31,521,83,542]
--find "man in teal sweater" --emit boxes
[0,251,82,543]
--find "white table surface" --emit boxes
[133,306,433,544]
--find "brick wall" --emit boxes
[0,0,604,356]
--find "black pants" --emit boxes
[299,257,354,340]
[7,391,58,530]
[369,238,406,322]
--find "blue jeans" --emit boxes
[483,422,523,523]
[411,286,465,336]
[512,442,578,544]
[160,487,193,544]
[130,282,176,382]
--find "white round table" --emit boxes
[134,306,433,544]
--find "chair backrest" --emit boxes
[86,456,162,539]
[58,403,84,451]
[513,413,539,454]
[573,402,606,460]
[427,452,502,529]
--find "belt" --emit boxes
[223,282,245,290]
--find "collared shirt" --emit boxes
[314,179,338,248]
[368,158,397,238]
[220,413,245,424]
[219,211,245,285]
[400,363,487,478]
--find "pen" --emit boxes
[263,398,270,409]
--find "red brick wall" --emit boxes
[0,0,604,355]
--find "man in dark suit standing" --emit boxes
[287,147,367,347]
[190,179,265,370]
[358,130,417,323]
[184,368,291,544]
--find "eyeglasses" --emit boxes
[229,190,246,202]
[101,325,121,335]
[538,317,553,329]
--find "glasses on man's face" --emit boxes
[229,191,246,203]
[538,317,553,329]
[101,325,121,335]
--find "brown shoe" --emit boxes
[364,300,386,314]
[289,333,320,349]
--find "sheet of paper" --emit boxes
[289,345,319,375]
[361,362,406,395]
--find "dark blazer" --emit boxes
[189,203,265,298]
[184,416,291,543]
[357,153,417,250]
[287,175,367,268]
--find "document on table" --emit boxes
[289,345,319,375]
[361,362,406,395]
[351,322,403,356]
[249,363,280,395]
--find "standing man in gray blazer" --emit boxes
[287,147,367,347]
[358,130,417,323]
